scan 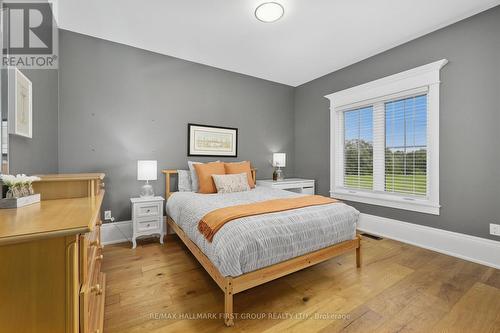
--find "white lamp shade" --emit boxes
[137,160,157,181]
[273,153,286,167]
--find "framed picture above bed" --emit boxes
[188,123,238,157]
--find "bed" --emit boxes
[163,169,361,326]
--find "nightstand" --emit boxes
[256,178,315,194]
[130,196,165,249]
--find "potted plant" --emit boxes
[0,174,41,208]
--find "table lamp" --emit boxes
[272,153,286,181]
[137,160,157,197]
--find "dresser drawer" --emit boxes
[80,238,104,333]
[135,202,162,218]
[136,217,161,232]
[80,223,101,285]
[80,269,105,333]
[82,243,103,288]
[88,272,106,333]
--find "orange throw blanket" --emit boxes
[198,195,338,242]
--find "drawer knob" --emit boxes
[91,284,102,295]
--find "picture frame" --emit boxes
[8,68,33,138]
[188,123,238,157]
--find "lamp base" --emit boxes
[273,168,285,182]
[140,183,155,197]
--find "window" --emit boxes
[385,95,427,196]
[344,106,373,190]
[326,60,447,215]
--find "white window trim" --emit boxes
[325,59,448,215]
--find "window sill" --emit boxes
[330,189,440,215]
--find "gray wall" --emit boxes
[9,69,59,175]
[58,30,295,221]
[294,7,500,240]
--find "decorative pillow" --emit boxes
[177,170,192,192]
[188,160,220,192]
[188,161,202,192]
[193,162,226,194]
[224,161,255,188]
[212,173,250,194]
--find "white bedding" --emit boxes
[166,186,359,277]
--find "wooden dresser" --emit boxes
[0,173,106,333]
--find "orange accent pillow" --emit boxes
[194,162,226,194]
[224,161,255,188]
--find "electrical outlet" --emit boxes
[490,223,500,236]
[104,210,112,220]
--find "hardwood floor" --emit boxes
[102,235,500,333]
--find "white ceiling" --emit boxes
[57,0,500,86]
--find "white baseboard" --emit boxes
[358,213,500,269]
[101,220,133,246]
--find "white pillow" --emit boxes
[177,170,192,192]
[188,161,202,192]
[212,173,250,194]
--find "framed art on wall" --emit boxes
[188,123,238,157]
[8,68,32,138]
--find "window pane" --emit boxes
[385,95,427,196]
[344,106,373,190]
[414,95,427,146]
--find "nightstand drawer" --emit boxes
[272,182,314,190]
[135,202,162,218]
[136,217,161,232]
[302,186,315,195]
[257,179,315,195]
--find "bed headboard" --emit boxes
[161,168,257,199]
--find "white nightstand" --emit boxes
[130,196,165,249]
[256,178,315,194]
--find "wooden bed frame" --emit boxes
[162,169,361,326]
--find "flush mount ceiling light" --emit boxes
[255,2,284,23]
